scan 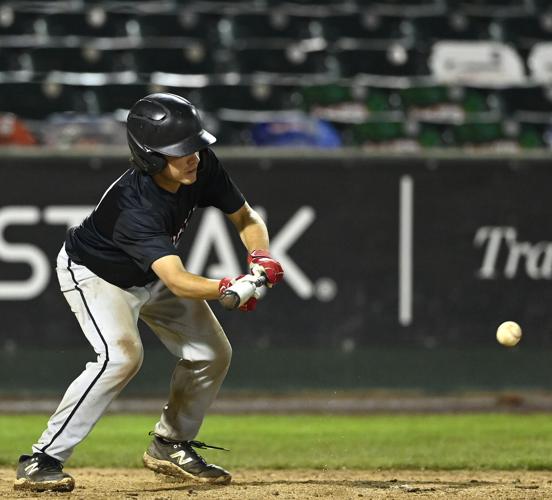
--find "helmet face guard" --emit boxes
[127,93,216,175]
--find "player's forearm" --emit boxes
[165,271,221,300]
[238,210,270,252]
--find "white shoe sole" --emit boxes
[143,452,231,485]
[13,476,75,492]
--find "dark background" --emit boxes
[1,152,552,394]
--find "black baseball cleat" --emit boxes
[13,453,75,492]
[143,435,231,484]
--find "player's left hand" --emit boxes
[219,274,260,312]
[247,250,284,287]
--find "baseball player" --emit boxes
[13,93,284,492]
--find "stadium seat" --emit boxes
[196,83,300,112]
[300,84,356,110]
[137,11,223,40]
[399,85,499,119]
[300,84,409,128]
[28,47,135,74]
[399,85,454,111]
[44,12,135,37]
[500,16,552,49]
[301,84,406,115]
[211,116,254,146]
[0,82,89,119]
[134,46,220,75]
[532,0,552,13]
[457,0,531,17]
[518,122,549,148]
[498,86,552,115]
[452,121,513,146]
[234,46,333,75]
[350,120,413,147]
[0,47,32,72]
[336,46,430,78]
[264,0,353,9]
[0,10,44,36]
[176,0,257,8]
[412,14,495,46]
[321,13,411,42]
[359,0,445,13]
[228,12,318,42]
[416,120,517,148]
[91,84,153,113]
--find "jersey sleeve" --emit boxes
[198,150,245,213]
[112,209,176,273]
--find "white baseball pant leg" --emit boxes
[140,280,232,442]
[32,246,150,462]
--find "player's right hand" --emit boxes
[219,275,260,312]
[248,250,284,287]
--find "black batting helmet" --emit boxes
[127,93,216,175]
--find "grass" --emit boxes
[2,414,552,470]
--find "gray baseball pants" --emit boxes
[32,245,232,462]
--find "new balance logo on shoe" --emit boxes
[143,436,232,484]
[24,463,39,475]
[169,450,193,466]
[14,454,75,492]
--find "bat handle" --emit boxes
[254,275,267,287]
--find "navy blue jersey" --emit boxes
[65,148,245,288]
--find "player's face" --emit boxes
[164,152,201,186]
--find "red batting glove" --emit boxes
[238,296,257,312]
[219,275,258,312]
[247,250,284,286]
[218,276,238,295]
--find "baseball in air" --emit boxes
[496,321,522,347]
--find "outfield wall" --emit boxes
[1,149,552,394]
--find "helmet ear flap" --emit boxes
[143,149,166,175]
[127,130,167,175]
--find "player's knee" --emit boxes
[111,338,144,379]
[208,336,232,377]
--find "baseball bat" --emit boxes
[219,275,267,310]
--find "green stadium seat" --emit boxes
[518,122,549,148]
[350,120,413,147]
[399,85,500,121]
[452,121,514,146]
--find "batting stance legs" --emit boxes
[140,280,232,442]
[32,247,231,463]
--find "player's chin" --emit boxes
[180,173,198,185]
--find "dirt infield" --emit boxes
[1,468,551,499]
